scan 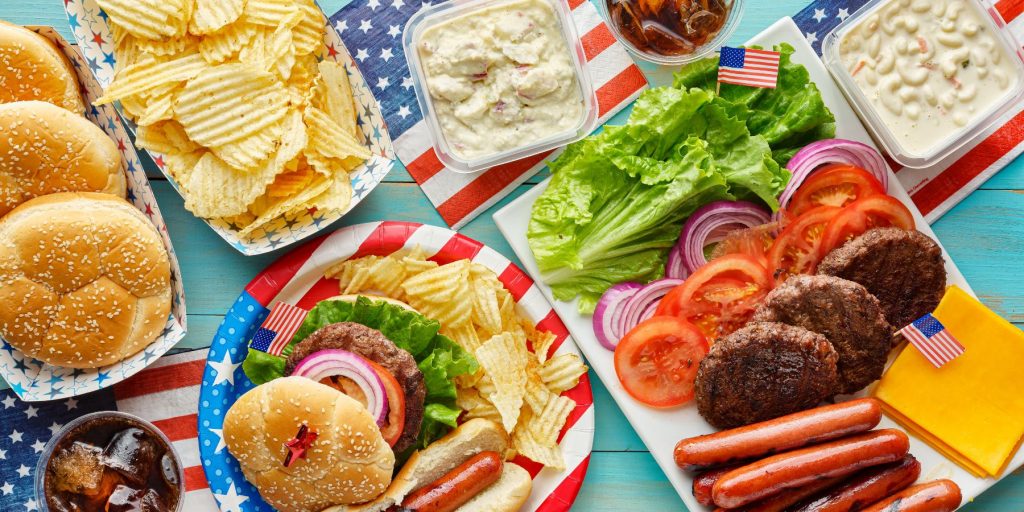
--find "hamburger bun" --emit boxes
[0,22,85,113]
[224,377,396,512]
[330,419,532,512]
[0,192,171,368]
[0,101,125,217]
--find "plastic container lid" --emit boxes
[822,0,1024,168]
[598,0,745,66]
[403,0,598,174]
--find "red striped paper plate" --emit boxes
[199,221,593,512]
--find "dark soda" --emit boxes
[608,0,731,57]
[43,415,181,512]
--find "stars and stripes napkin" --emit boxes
[329,0,648,229]
[0,349,222,512]
[794,0,1024,223]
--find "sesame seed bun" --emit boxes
[0,100,125,217]
[0,192,171,368]
[0,22,85,113]
[224,377,396,512]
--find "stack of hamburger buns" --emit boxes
[0,22,171,369]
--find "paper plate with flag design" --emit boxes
[197,221,595,512]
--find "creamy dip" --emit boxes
[417,0,585,161]
[838,0,1019,157]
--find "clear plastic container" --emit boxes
[823,0,1024,168]
[403,0,598,173]
[34,411,185,512]
[599,0,745,66]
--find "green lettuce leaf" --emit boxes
[241,296,478,448]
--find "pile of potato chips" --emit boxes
[95,0,370,237]
[326,249,588,470]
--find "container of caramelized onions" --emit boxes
[602,0,744,65]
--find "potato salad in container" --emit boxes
[823,0,1024,168]
[404,0,597,172]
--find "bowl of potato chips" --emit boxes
[63,0,395,255]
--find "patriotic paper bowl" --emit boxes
[0,27,187,403]
[197,221,594,512]
[63,0,396,256]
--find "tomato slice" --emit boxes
[788,164,886,217]
[365,360,406,447]
[614,316,709,408]
[655,254,773,340]
[708,224,776,269]
[766,205,841,282]
[819,195,916,257]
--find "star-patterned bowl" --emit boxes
[0,28,188,402]
[63,0,397,256]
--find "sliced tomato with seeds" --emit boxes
[766,205,841,282]
[819,195,916,257]
[788,164,886,217]
[655,254,773,340]
[614,316,709,408]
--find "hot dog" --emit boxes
[693,466,737,507]
[714,474,846,512]
[860,479,962,512]
[791,455,921,512]
[712,429,910,509]
[399,451,503,512]
[676,399,883,470]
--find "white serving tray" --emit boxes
[494,16,1020,511]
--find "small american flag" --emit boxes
[718,46,781,89]
[250,302,308,356]
[899,313,966,368]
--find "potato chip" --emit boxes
[339,260,374,295]
[244,0,300,26]
[457,389,503,425]
[304,106,372,161]
[135,34,199,57]
[135,83,180,126]
[540,354,587,394]
[113,35,146,73]
[184,110,305,218]
[266,166,316,198]
[96,53,206,105]
[525,370,554,414]
[199,22,259,64]
[289,53,320,92]
[307,167,353,214]
[291,0,325,55]
[164,150,205,186]
[212,122,285,170]
[447,324,483,355]
[530,395,575,445]
[512,417,565,470]
[471,279,503,336]
[96,0,189,40]
[402,260,470,303]
[190,0,246,35]
[239,174,330,237]
[313,61,358,136]
[475,333,528,433]
[367,255,406,297]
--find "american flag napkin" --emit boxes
[329,0,648,229]
[0,349,219,511]
[794,0,1024,223]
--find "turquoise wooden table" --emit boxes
[5,1,1024,510]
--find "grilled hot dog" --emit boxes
[861,479,962,512]
[792,455,921,512]
[675,399,883,470]
[693,466,737,507]
[714,474,846,512]
[712,429,910,509]
[400,451,503,512]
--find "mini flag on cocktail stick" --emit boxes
[898,313,966,368]
[250,301,309,356]
[717,46,781,91]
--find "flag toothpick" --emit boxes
[717,46,781,89]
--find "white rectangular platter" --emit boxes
[493,16,1022,511]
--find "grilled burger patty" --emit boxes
[695,322,840,429]
[752,275,892,395]
[818,228,946,329]
[285,322,426,454]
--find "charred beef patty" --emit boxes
[752,275,892,394]
[695,322,840,429]
[285,322,426,454]
[818,228,946,329]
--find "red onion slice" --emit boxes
[777,139,890,221]
[673,201,771,274]
[594,282,643,351]
[617,278,685,342]
[292,349,389,427]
